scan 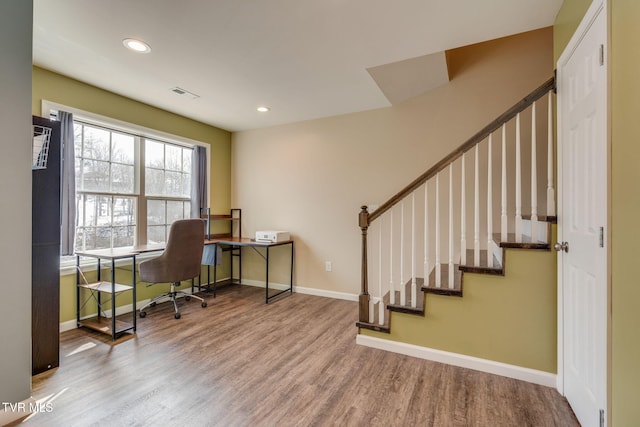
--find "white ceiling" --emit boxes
[33,0,562,132]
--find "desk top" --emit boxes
[75,247,141,259]
[75,238,292,259]
[206,237,293,247]
[75,244,165,259]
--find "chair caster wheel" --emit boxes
[201,301,207,308]
[185,295,191,301]
[150,302,157,307]
[174,312,181,319]
[140,311,147,318]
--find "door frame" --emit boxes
[556,0,610,422]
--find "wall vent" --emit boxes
[170,87,200,99]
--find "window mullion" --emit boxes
[110,196,114,249]
[138,137,146,246]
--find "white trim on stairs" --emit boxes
[356,334,556,388]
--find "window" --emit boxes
[73,121,196,252]
[145,139,193,244]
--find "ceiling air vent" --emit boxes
[170,87,200,99]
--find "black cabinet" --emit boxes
[32,115,61,375]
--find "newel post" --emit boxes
[359,205,370,322]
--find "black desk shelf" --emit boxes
[200,207,241,240]
[200,208,242,294]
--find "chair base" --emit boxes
[139,282,207,319]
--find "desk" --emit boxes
[75,237,293,339]
[205,237,294,303]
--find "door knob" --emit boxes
[554,241,569,253]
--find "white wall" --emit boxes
[0,0,33,404]
[232,28,553,296]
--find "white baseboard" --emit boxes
[356,334,556,388]
[240,279,359,302]
[294,285,359,302]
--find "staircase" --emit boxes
[356,77,556,334]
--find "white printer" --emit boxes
[255,230,290,243]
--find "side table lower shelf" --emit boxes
[75,250,138,340]
[78,316,135,336]
[77,281,135,337]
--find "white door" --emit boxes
[557,2,608,427]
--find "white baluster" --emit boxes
[378,222,384,325]
[474,144,480,267]
[435,173,441,288]
[531,101,539,241]
[487,134,494,267]
[460,153,467,266]
[411,192,416,308]
[424,182,429,285]
[547,92,556,217]
[400,200,405,305]
[389,209,395,304]
[515,113,522,243]
[501,123,508,241]
[448,164,454,289]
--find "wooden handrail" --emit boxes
[368,77,555,224]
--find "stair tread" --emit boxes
[459,249,504,275]
[493,233,550,250]
[388,278,425,314]
[356,320,390,333]
[422,264,463,296]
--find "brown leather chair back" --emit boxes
[139,219,204,284]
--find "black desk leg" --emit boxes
[132,256,137,332]
[290,241,294,293]
[213,243,218,297]
[76,256,80,327]
[111,258,116,341]
[97,259,102,320]
[265,246,270,303]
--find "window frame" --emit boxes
[42,100,210,273]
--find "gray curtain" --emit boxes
[191,146,207,218]
[59,111,76,255]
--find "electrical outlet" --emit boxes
[325,261,332,272]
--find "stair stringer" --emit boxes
[358,224,558,374]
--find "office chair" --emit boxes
[138,219,207,319]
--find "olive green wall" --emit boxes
[32,66,232,324]
[610,1,640,425]
[362,228,558,373]
[554,0,640,424]
[32,66,231,214]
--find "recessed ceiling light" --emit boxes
[257,106,270,112]
[123,38,151,53]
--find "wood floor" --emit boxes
[22,285,578,426]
